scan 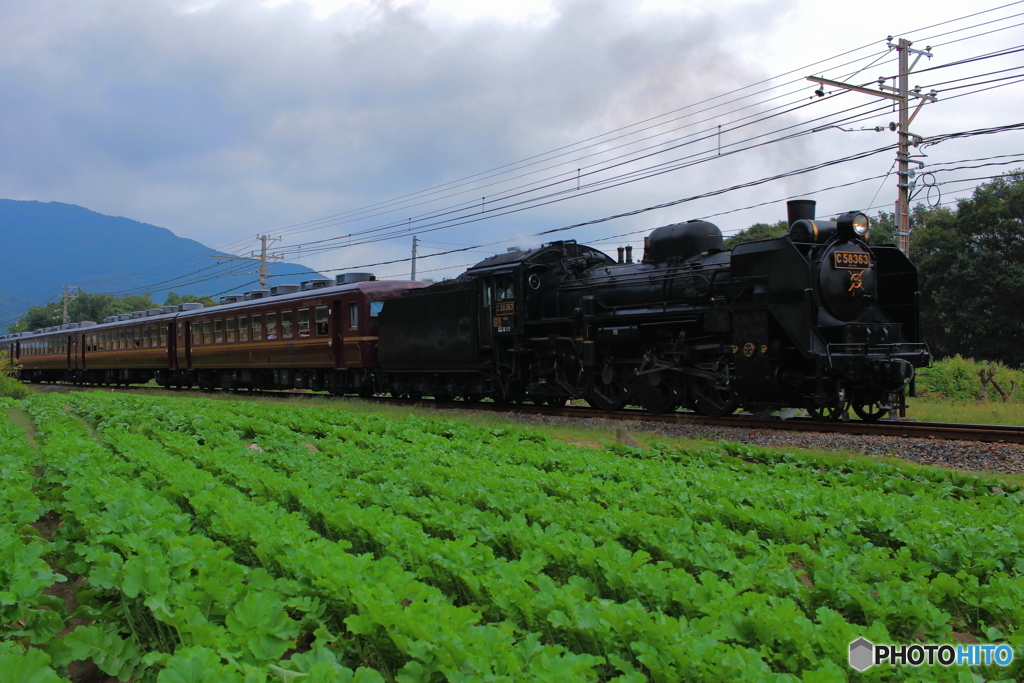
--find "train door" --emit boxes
[478,277,494,349]
[80,333,87,370]
[183,321,194,370]
[66,335,73,370]
[168,322,178,370]
[331,300,344,368]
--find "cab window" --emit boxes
[495,274,515,301]
[368,301,384,324]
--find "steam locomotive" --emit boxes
[0,199,929,421]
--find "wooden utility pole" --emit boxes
[211,235,282,289]
[807,38,936,256]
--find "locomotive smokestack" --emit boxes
[787,200,816,226]
[617,247,624,264]
[625,246,633,263]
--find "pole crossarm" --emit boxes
[210,235,282,289]
[806,76,902,102]
[806,37,933,257]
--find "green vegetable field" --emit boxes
[2,392,1023,682]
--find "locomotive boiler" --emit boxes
[378,199,930,420]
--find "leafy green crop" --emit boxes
[4,391,1023,682]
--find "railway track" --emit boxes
[36,382,1024,444]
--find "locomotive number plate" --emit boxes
[496,301,515,315]
[833,251,871,269]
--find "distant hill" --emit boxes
[0,199,325,332]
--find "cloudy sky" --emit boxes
[2,0,1022,288]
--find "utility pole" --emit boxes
[60,285,79,325]
[212,235,282,290]
[411,235,418,281]
[807,37,936,256]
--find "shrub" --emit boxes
[0,352,29,400]
[917,355,1023,402]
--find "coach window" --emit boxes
[192,324,202,346]
[159,327,167,347]
[119,331,126,350]
[266,312,277,340]
[282,310,293,339]
[349,303,359,330]
[134,329,142,349]
[238,316,248,342]
[178,321,184,340]
[315,306,329,335]
[203,321,212,345]
[143,328,151,349]
[251,314,263,341]
[214,320,223,343]
[226,318,235,343]
[298,309,310,338]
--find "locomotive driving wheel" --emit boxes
[688,374,737,417]
[587,357,631,412]
[632,347,683,414]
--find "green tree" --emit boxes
[164,291,216,308]
[9,291,159,332]
[68,292,120,324]
[9,304,62,333]
[724,220,789,249]
[911,172,1024,366]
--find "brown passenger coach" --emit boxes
[1,276,427,396]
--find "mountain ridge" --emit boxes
[1,198,324,332]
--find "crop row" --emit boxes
[59,391,1024,681]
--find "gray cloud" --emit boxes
[1,0,834,284]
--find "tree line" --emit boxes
[8,291,215,334]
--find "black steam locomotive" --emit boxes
[378,199,929,421]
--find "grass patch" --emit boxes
[907,396,1024,425]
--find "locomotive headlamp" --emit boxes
[837,211,870,239]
